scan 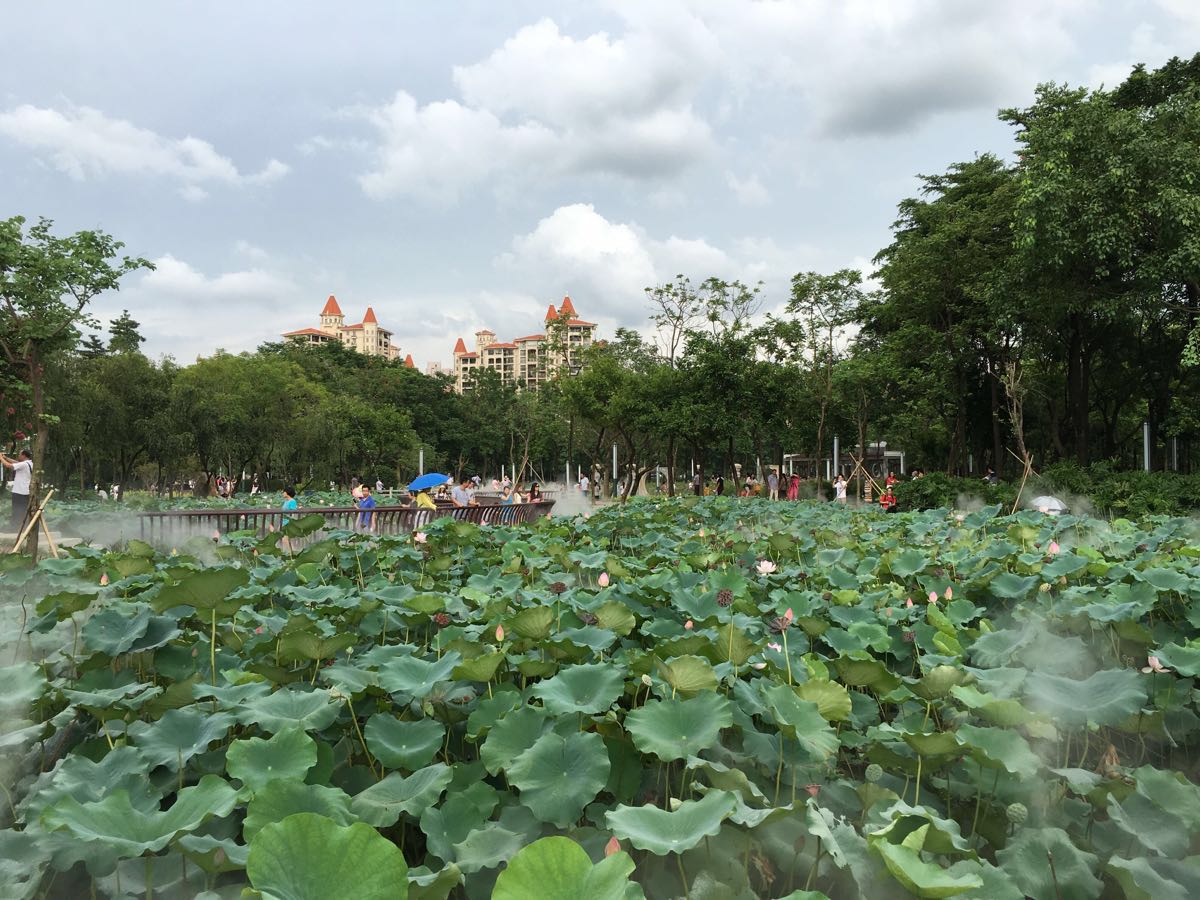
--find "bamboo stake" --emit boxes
[8,489,55,555]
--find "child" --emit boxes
[357,485,377,531]
[880,486,898,513]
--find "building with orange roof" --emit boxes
[449,295,597,392]
[282,295,400,360]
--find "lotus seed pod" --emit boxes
[1006,802,1028,825]
[1039,582,1052,593]
[865,764,883,783]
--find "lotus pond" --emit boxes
[1,499,1199,899]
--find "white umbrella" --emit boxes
[1030,495,1069,515]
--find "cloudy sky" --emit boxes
[3,1,1198,367]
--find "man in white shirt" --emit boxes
[1,449,34,529]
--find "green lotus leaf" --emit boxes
[1106,792,1190,858]
[35,589,96,617]
[795,679,853,721]
[956,724,1041,779]
[761,684,838,761]
[873,825,983,898]
[243,779,355,842]
[0,662,45,715]
[625,693,733,761]
[151,566,251,612]
[1138,567,1191,593]
[238,687,340,733]
[900,730,963,758]
[419,782,499,862]
[912,665,970,701]
[480,705,547,774]
[492,836,638,900]
[276,631,358,663]
[281,513,328,539]
[1132,765,1200,830]
[466,688,522,739]
[595,601,637,636]
[227,727,317,793]
[43,774,238,859]
[656,655,717,694]
[37,557,87,576]
[126,707,234,771]
[988,573,1038,600]
[351,764,453,827]
[890,549,930,578]
[605,790,737,855]
[376,652,462,698]
[712,623,757,666]
[408,863,464,900]
[1106,856,1200,900]
[1150,643,1200,677]
[949,685,1032,726]
[867,800,975,857]
[177,833,250,874]
[81,605,153,656]
[365,715,445,770]
[246,812,409,900]
[1025,669,1147,727]
[320,661,377,696]
[507,731,610,826]
[449,820,528,875]
[832,656,902,692]
[995,827,1102,900]
[530,663,625,715]
[511,606,555,639]
[451,650,505,682]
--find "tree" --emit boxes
[108,309,145,354]
[0,217,149,548]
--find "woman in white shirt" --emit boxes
[833,474,848,504]
[1,449,34,528]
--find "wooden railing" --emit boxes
[136,501,556,545]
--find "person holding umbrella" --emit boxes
[408,472,451,511]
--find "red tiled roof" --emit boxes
[459,352,477,359]
[476,328,495,335]
[343,323,364,329]
[487,342,516,349]
[565,319,596,326]
[321,295,343,316]
[404,354,415,368]
[453,337,468,354]
[514,334,545,342]
[362,307,378,324]
[283,327,331,337]
[545,304,558,321]
[559,294,577,316]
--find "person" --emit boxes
[501,475,512,491]
[281,486,298,525]
[983,467,999,484]
[767,470,779,501]
[375,478,384,493]
[715,473,725,496]
[0,449,33,529]
[879,485,898,513]
[415,489,436,510]
[833,474,848,504]
[885,471,897,489]
[911,468,924,480]
[528,482,542,502]
[691,470,703,497]
[97,487,109,501]
[451,478,474,508]
[357,485,377,531]
[787,473,800,501]
[579,473,590,497]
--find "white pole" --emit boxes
[832,435,840,477]
[612,443,618,483]
[418,447,424,475]
[1171,436,1179,472]
[1143,422,1152,471]
[566,460,571,486]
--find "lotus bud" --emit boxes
[684,620,693,630]
[885,608,893,617]
[668,797,682,811]
[752,662,766,669]
[605,837,620,857]
[804,784,820,798]
[641,674,653,687]
[414,531,427,544]
[905,598,913,608]
[784,607,794,624]
[928,591,938,604]
[1048,541,1060,555]
[865,763,883,783]
[99,572,109,586]
[1006,802,1028,826]
[699,529,705,537]
[496,625,505,642]
[598,572,610,588]
[943,586,952,600]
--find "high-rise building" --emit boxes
[282,295,400,360]
[449,295,597,392]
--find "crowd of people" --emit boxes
[681,466,933,513]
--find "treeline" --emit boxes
[6,55,1200,500]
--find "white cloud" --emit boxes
[726,171,769,206]
[141,254,293,299]
[0,103,289,188]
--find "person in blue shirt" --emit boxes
[281,486,298,525]
[357,485,377,531]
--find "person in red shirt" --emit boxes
[885,471,897,489]
[879,486,898,513]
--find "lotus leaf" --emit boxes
[492,836,639,900]
[376,652,462,698]
[226,727,317,792]
[507,730,610,826]
[126,707,234,770]
[1025,669,1147,727]
[151,566,250,613]
[365,714,445,770]
[625,693,733,761]
[530,663,625,715]
[238,687,340,733]
[656,655,718,694]
[872,825,983,897]
[351,764,453,827]
[246,812,409,900]
[605,790,737,855]
[995,827,1103,900]
[243,779,355,841]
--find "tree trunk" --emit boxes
[990,367,1004,476]
[1066,312,1090,465]
[27,347,43,558]
[666,435,676,497]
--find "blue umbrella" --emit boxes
[408,473,451,492]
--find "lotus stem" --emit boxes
[676,851,690,899]
[914,754,923,806]
[805,837,822,892]
[346,696,378,779]
[209,609,217,688]
[783,630,793,686]
[1047,850,1063,900]
[145,855,153,900]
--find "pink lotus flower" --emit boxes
[757,560,777,575]
[699,529,706,537]
[906,598,914,608]
[684,620,694,630]
[496,625,505,642]
[1038,505,1049,514]
[414,531,427,544]
[598,572,610,588]
[784,608,794,624]
[1142,656,1171,674]
[1048,541,1060,555]
[885,608,893,617]
[944,586,953,600]
[767,641,782,653]
[928,591,938,604]
[605,837,621,857]
[805,784,820,798]
[99,573,109,586]
[255,627,264,634]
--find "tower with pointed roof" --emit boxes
[283,296,401,360]
[448,294,596,393]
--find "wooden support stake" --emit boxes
[8,489,55,555]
